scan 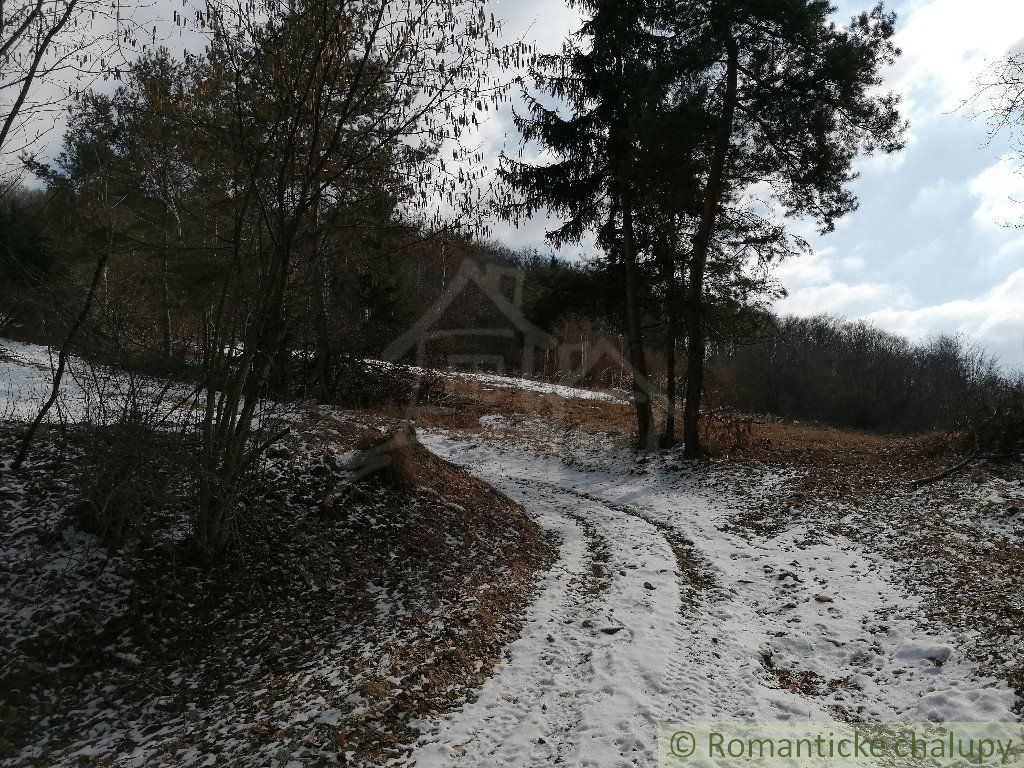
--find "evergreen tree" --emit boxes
[672,0,906,456]
[500,0,681,448]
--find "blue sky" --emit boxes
[485,0,1024,369]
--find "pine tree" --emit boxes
[672,0,906,457]
[500,0,680,448]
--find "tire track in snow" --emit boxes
[528,480,787,722]
[406,440,686,767]
[407,431,1019,767]
[535,456,1018,723]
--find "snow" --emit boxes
[403,425,1018,766]
[442,369,627,403]
[0,340,621,428]
[367,359,628,403]
[0,339,192,427]
[0,340,84,422]
[3,338,1020,768]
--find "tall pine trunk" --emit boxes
[661,246,679,448]
[622,192,653,448]
[313,247,332,401]
[160,257,172,361]
[682,295,705,457]
[684,36,739,459]
[309,200,332,402]
[159,198,180,363]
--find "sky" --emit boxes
[481,0,1024,370]
[11,0,1024,369]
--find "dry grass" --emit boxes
[348,423,550,559]
[379,372,956,489]
[382,377,636,438]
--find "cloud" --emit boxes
[865,267,1024,368]
[912,177,966,213]
[765,2,1024,369]
[990,235,1024,265]
[773,248,837,286]
[776,280,912,317]
[969,155,1024,229]
[891,0,1024,125]
[772,243,911,318]
[493,0,580,52]
[776,254,1024,368]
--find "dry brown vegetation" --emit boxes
[380,377,636,437]
[1,415,556,764]
[384,372,984,489]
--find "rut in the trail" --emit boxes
[405,431,1019,768]
[408,467,687,767]
[532,479,719,612]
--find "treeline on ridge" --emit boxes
[3,185,1016,439]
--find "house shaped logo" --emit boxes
[382,259,558,374]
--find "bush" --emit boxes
[960,379,1024,460]
[71,420,193,549]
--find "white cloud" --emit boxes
[494,0,580,52]
[840,255,866,272]
[776,280,911,317]
[969,155,1024,228]
[990,235,1024,265]
[865,267,1024,367]
[891,0,1024,124]
[913,177,964,212]
[773,242,909,318]
[774,248,837,286]
[854,134,914,177]
[776,257,1024,367]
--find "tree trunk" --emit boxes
[683,35,739,459]
[682,296,706,458]
[160,195,182,363]
[160,257,172,361]
[621,193,653,449]
[309,199,332,402]
[313,248,332,401]
[661,246,679,448]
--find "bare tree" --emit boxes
[0,0,139,179]
[170,0,506,559]
[975,53,1024,146]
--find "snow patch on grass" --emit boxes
[367,359,628,403]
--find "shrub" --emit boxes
[72,420,193,549]
[960,379,1024,460]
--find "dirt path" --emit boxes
[404,431,1017,767]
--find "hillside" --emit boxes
[3,341,1023,766]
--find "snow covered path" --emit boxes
[405,430,1018,767]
